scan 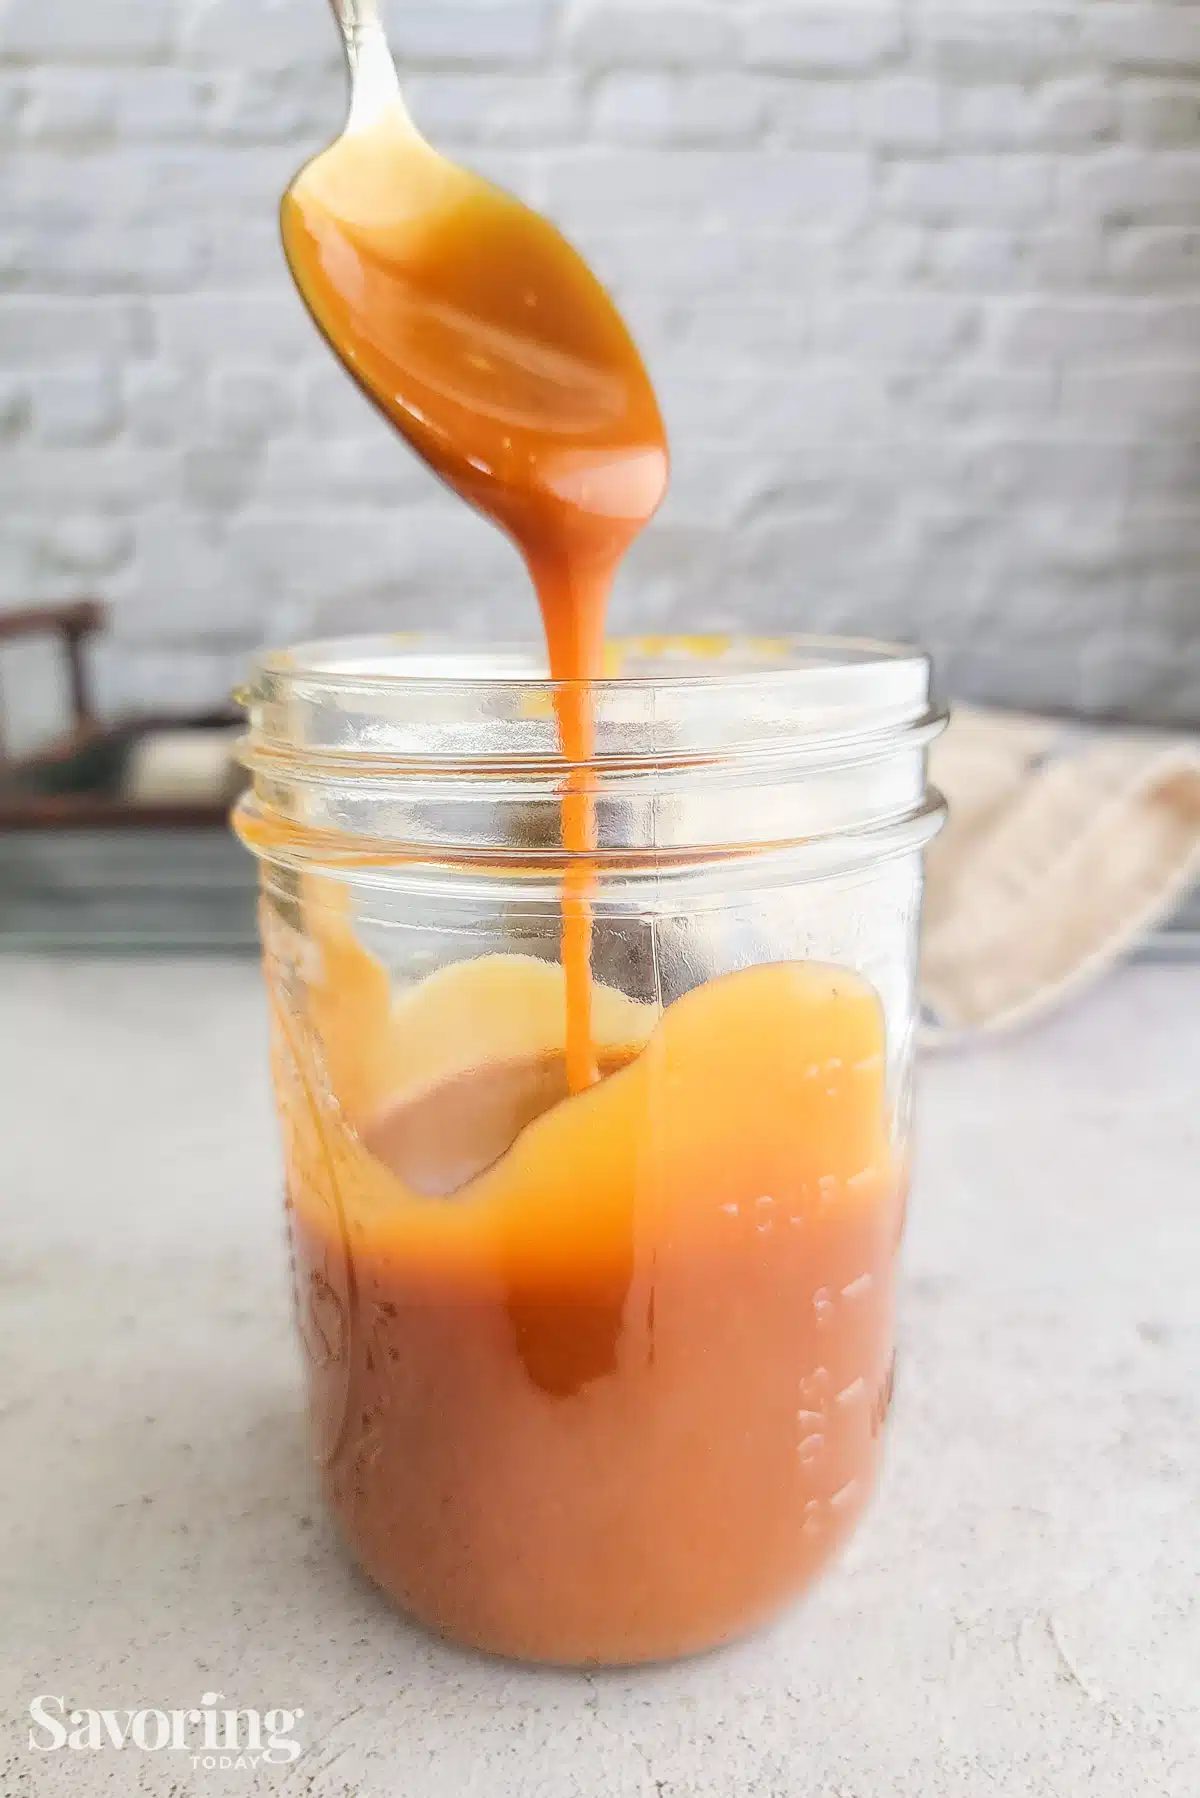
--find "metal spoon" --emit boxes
[361,1044,642,1199]
[280,0,669,576]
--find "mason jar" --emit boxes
[235,634,946,1667]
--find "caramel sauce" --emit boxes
[261,89,904,1664]
[282,108,668,1088]
[270,931,903,1663]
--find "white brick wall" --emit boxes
[3,0,1200,723]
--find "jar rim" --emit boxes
[244,632,944,771]
[253,631,931,698]
[238,633,946,877]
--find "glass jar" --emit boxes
[235,635,946,1667]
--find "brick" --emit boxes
[952,638,1099,719]
[225,502,517,606]
[408,72,580,146]
[1067,149,1200,223]
[207,70,338,144]
[203,219,291,293]
[455,148,546,208]
[862,77,941,150]
[0,72,24,129]
[1079,631,1200,728]
[1026,231,1105,291]
[1084,6,1200,73]
[0,373,28,437]
[951,77,1117,150]
[41,514,133,575]
[390,1,555,67]
[1124,507,1200,565]
[900,364,1058,428]
[567,2,735,70]
[884,156,1051,221]
[18,68,216,143]
[91,644,249,715]
[1109,227,1200,289]
[1061,363,1200,428]
[917,10,1080,80]
[14,223,208,293]
[18,69,120,140]
[743,8,904,74]
[579,224,846,298]
[0,228,23,282]
[547,150,871,231]
[257,436,432,505]
[592,73,768,147]
[28,367,121,445]
[1035,78,1118,146]
[182,442,262,512]
[0,0,175,61]
[730,440,906,519]
[1133,442,1200,500]
[723,511,907,597]
[118,506,261,634]
[207,365,295,447]
[960,440,1134,508]
[926,228,1025,293]
[154,293,321,363]
[123,362,193,447]
[1121,81,1200,148]
[291,581,525,647]
[0,296,148,365]
[4,144,300,230]
[838,222,927,282]
[771,82,862,146]
[816,295,977,362]
[0,529,36,597]
[205,218,289,289]
[591,73,681,146]
[667,302,811,366]
[2,447,174,504]
[1135,572,1200,630]
[654,365,888,449]
[947,85,1029,147]
[113,68,212,140]
[649,441,753,526]
[995,299,1200,363]
[302,364,391,440]
[182,0,337,69]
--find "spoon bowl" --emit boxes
[281,0,669,581]
[361,1044,642,1199]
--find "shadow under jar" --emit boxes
[235,635,947,1667]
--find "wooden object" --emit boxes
[0,602,243,830]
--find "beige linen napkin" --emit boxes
[922,707,1200,1041]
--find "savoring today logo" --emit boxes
[28,1691,305,1770]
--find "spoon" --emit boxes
[361,1044,643,1199]
[280,0,669,637]
[320,950,656,1199]
[282,1,669,1112]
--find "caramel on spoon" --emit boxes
[281,0,669,670]
[361,1045,643,1200]
[282,0,669,1099]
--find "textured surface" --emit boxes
[1,955,1198,1795]
[3,3,1200,723]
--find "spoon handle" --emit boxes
[328,0,405,131]
[328,0,382,46]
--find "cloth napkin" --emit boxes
[922,707,1200,1042]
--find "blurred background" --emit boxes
[2,0,1200,945]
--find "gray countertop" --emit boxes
[2,958,1197,1798]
